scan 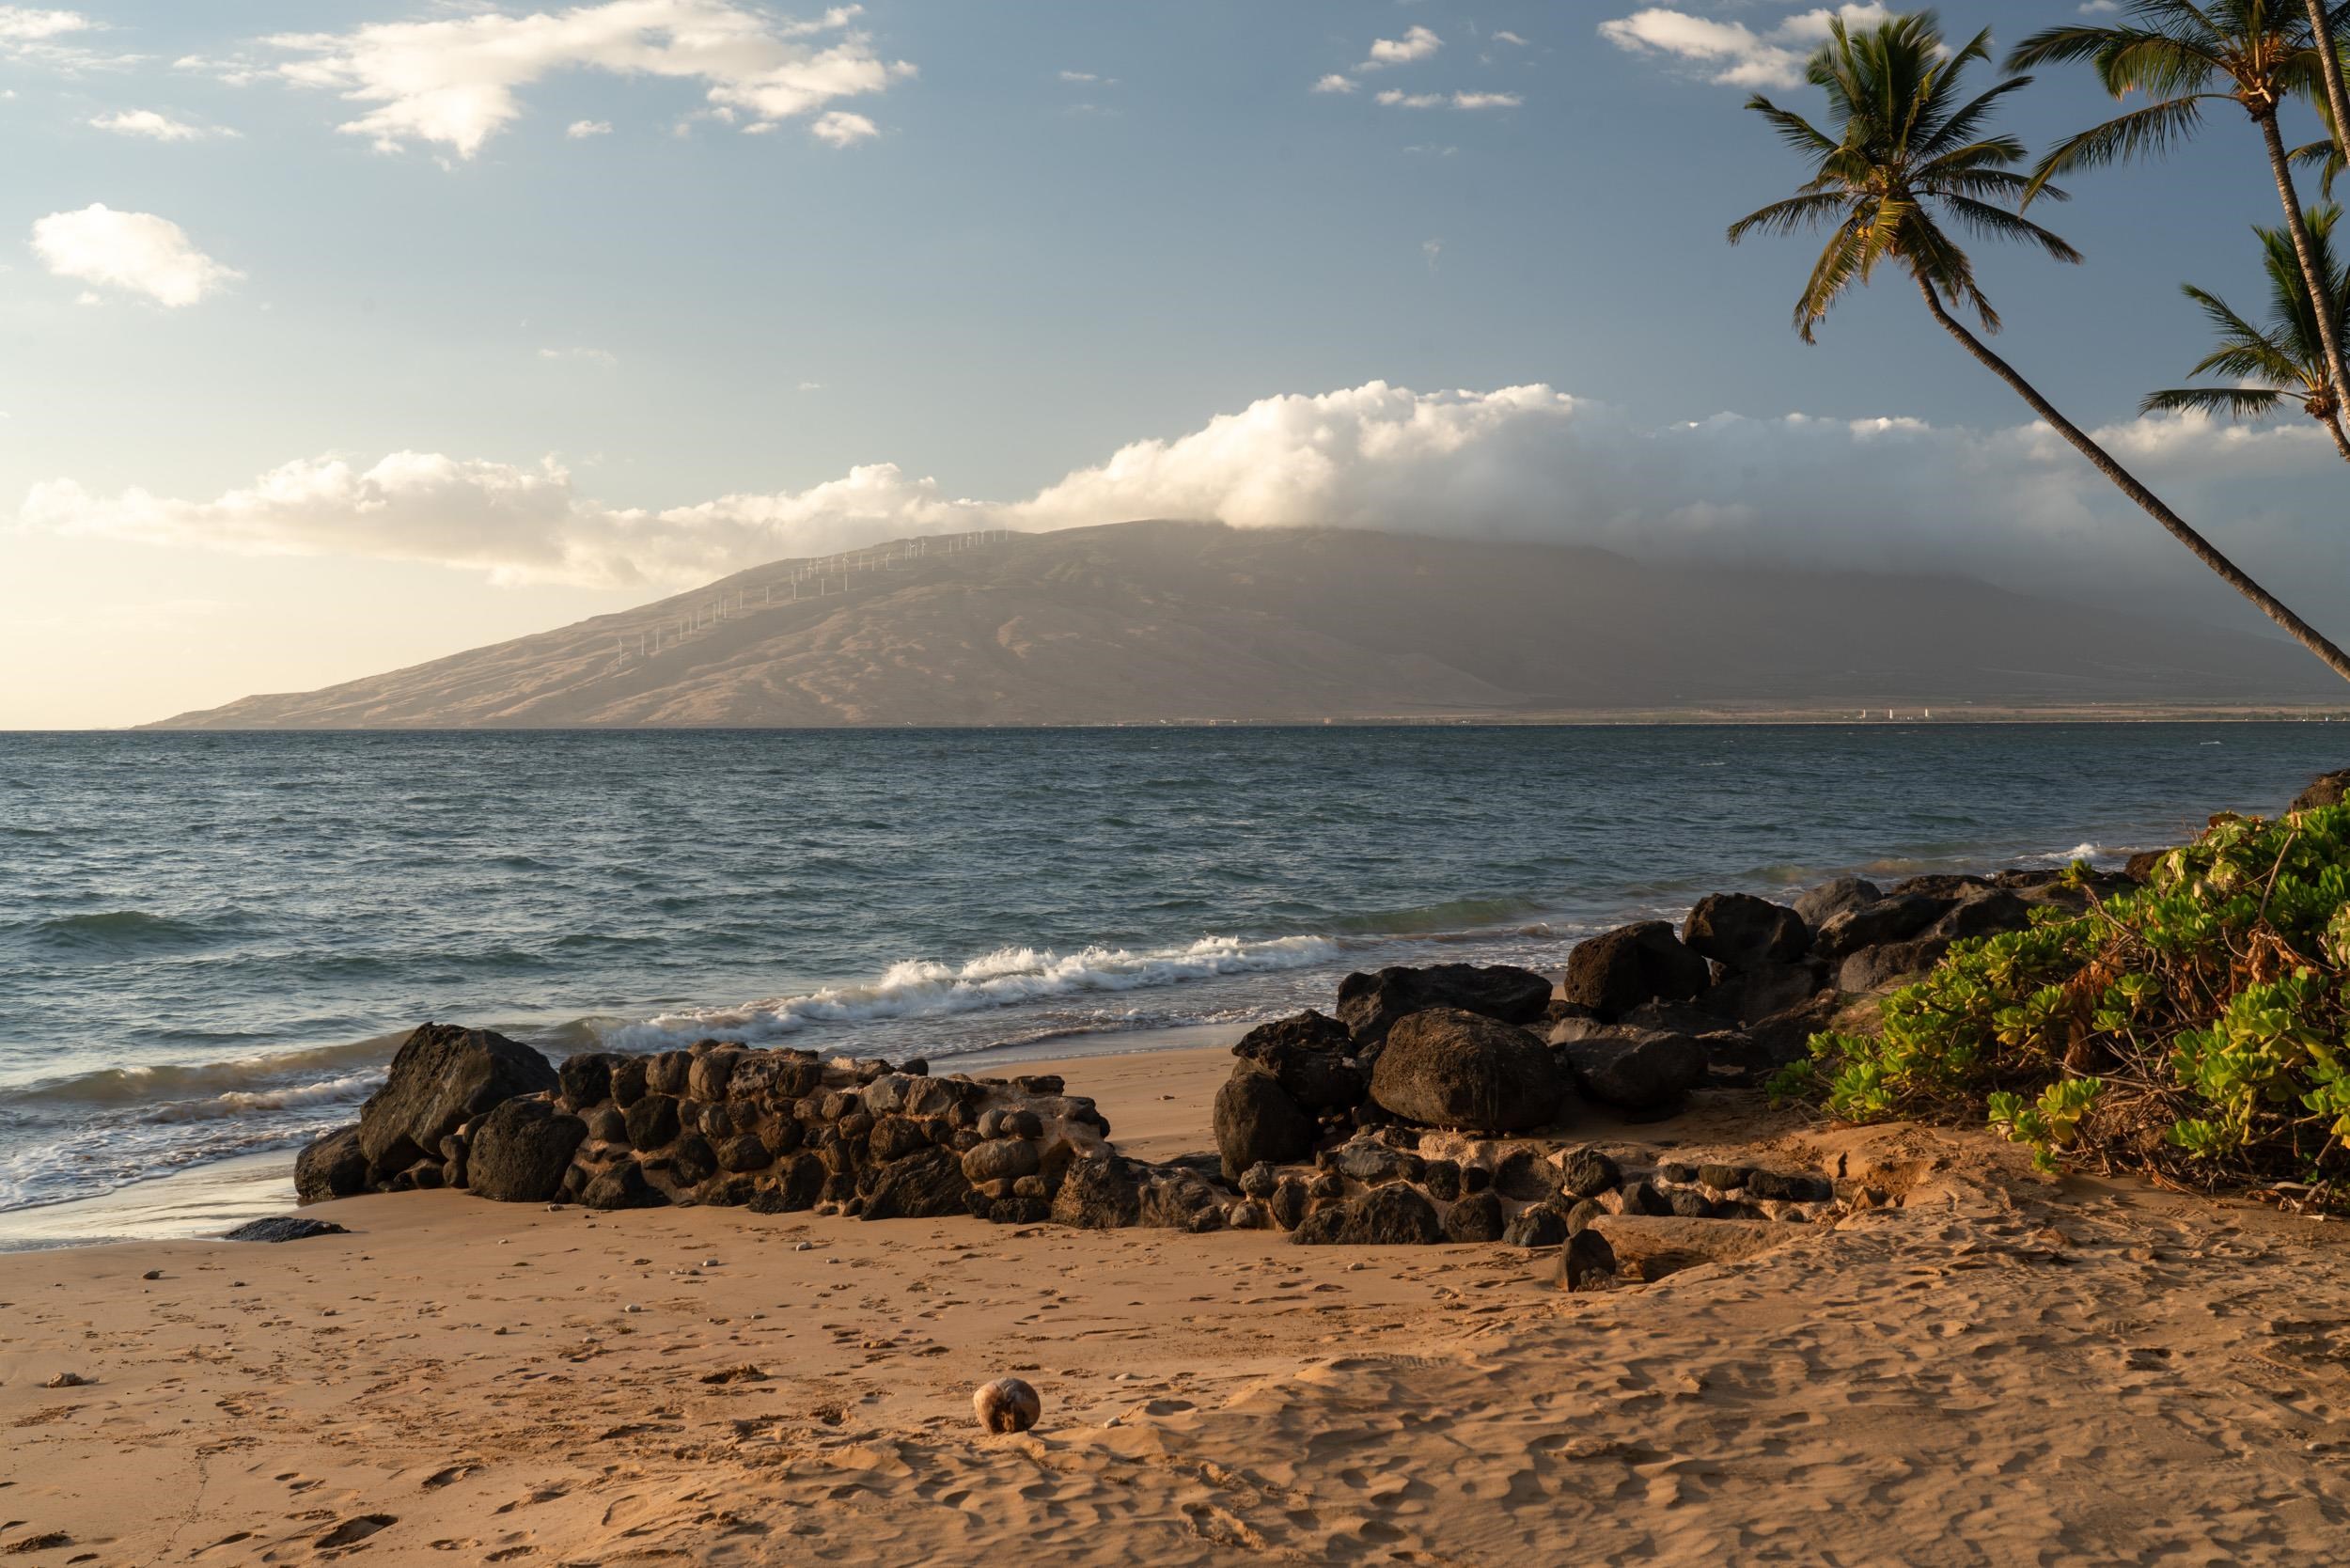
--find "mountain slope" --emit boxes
[147,521,2345,727]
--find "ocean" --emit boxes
[1,724,2341,1240]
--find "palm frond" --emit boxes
[2026,96,2213,202]
[2140,385,2294,416]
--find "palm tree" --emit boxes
[2010,3,2350,445]
[2145,204,2350,460]
[1730,12,2350,683]
[2304,2,2350,171]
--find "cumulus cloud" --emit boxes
[23,382,2350,631]
[1363,25,1441,68]
[1311,73,1356,94]
[259,0,914,158]
[1377,89,1518,110]
[29,204,240,306]
[88,108,235,141]
[1599,4,1891,89]
[566,118,612,137]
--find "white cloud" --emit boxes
[1377,89,1516,110]
[1598,5,1890,89]
[0,6,85,42]
[23,384,2350,629]
[1311,73,1357,94]
[29,204,240,306]
[809,108,876,146]
[566,118,612,137]
[88,108,235,141]
[539,345,618,365]
[1494,31,1530,47]
[260,0,915,159]
[1058,70,1114,85]
[1363,25,1441,69]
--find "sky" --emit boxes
[7,0,2350,726]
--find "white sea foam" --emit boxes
[141,1072,379,1123]
[600,933,1340,1052]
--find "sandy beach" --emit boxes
[7,1042,2349,1565]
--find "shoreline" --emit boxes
[8,1042,2349,1564]
[0,1029,1255,1252]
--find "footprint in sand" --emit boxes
[314,1514,395,1550]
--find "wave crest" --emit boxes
[601,933,1340,1052]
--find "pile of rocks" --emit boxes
[298,1023,1226,1229]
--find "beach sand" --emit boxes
[7,1043,2350,1564]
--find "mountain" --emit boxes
[146,521,2345,728]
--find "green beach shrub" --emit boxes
[1781,805,2350,1203]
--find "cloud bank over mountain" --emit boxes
[18,381,2347,630]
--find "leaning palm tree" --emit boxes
[1731,12,2350,683]
[2145,204,2350,461]
[2305,1,2350,169]
[2009,3,2350,447]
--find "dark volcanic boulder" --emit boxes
[556,1052,615,1110]
[1747,990,1841,1067]
[467,1097,588,1203]
[1700,960,1827,1026]
[2123,848,2170,885]
[622,1093,682,1151]
[1556,1029,1706,1114]
[1442,1189,1507,1243]
[224,1216,350,1243]
[1340,1184,1442,1245]
[1928,888,2032,943]
[751,1152,827,1213]
[1560,923,1710,1019]
[1794,876,1881,930]
[1557,1227,1618,1292]
[1682,894,1809,970]
[294,1124,368,1204]
[1369,1009,1563,1133]
[1053,1153,1145,1229]
[1231,1011,1365,1110]
[858,1146,971,1220]
[1214,1069,1316,1181]
[1335,964,1553,1048]
[1811,895,1945,961]
[357,1023,558,1178]
[1837,938,1950,994]
[582,1161,667,1210]
[2294,769,2350,812]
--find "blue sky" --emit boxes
[6,0,2350,725]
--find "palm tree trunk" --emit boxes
[2326,409,2350,463]
[1915,275,2350,684]
[2258,107,2350,423]
[2306,0,2350,165]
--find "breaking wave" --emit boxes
[600,933,1340,1052]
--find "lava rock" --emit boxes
[1560,922,1711,1019]
[2293,768,2350,812]
[1698,1162,1751,1190]
[223,1216,349,1243]
[609,1056,650,1107]
[1700,960,1828,1027]
[1052,1153,1145,1230]
[1837,938,1950,994]
[1267,1177,1309,1231]
[1928,888,2033,943]
[1442,1189,1507,1243]
[1331,1137,1419,1185]
[750,1153,827,1213]
[648,1050,693,1096]
[467,1097,589,1203]
[622,1093,682,1152]
[1557,1227,1618,1292]
[1812,895,1947,961]
[294,1125,368,1205]
[356,1023,558,1180]
[859,1146,972,1221]
[1502,1206,1568,1248]
[1794,876,1882,929]
[1556,1147,1623,1200]
[582,1162,667,1210]
[1747,1168,1834,1203]
[1682,893,1810,969]
[716,1134,775,1174]
[1556,1030,1706,1114]
[1421,1159,1462,1202]
[1231,1010,1365,1110]
[1213,1068,1317,1182]
[1334,964,1554,1048]
[1369,1008,1563,1133]
[1237,1160,1281,1200]
[1495,1149,1560,1202]
[963,1137,1042,1184]
[556,1052,615,1109]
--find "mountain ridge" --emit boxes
[145,520,2347,728]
